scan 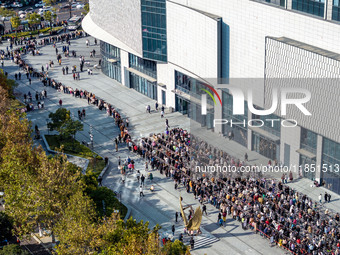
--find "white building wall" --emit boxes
[89,0,143,55]
[166,1,219,78]
[264,37,340,142]
[170,0,340,78]
[280,125,301,172]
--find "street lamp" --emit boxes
[89,124,93,148]
[69,0,72,19]
[46,118,49,135]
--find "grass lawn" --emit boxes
[45,135,105,176]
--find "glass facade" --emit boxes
[129,72,157,100]
[252,112,281,138]
[322,138,340,194]
[127,53,157,100]
[222,91,248,147]
[175,71,214,129]
[299,127,317,180]
[300,127,317,154]
[333,0,340,21]
[175,96,214,129]
[100,42,121,82]
[262,0,286,7]
[129,53,157,79]
[175,71,214,105]
[292,0,325,17]
[300,155,316,180]
[252,133,280,160]
[141,0,167,62]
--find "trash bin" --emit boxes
[169,106,174,113]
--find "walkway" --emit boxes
[2,36,339,254]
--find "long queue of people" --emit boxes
[5,34,132,151]
[4,34,340,255]
[128,128,340,255]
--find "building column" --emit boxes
[247,110,252,151]
[120,50,129,86]
[214,89,223,135]
[315,135,323,182]
[286,0,293,10]
[326,0,333,20]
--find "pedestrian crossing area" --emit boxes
[184,233,219,250]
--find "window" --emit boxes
[100,42,121,82]
[260,0,286,7]
[333,0,340,21]
[129,53,157,78]
[292,0,325,17]
[141,0,167,62]
[322,138,340,194]
[300,127,317,154]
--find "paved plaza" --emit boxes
[2,36,340,254]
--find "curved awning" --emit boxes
[82,14,142,58]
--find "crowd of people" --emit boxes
[3,32,340,255]
[127,128,340,255]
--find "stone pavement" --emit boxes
[1,36,339,254]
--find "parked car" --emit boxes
[75,4,84,9]
[60,3,71,9]
[19,13,26,19]
[35,1,45,8]
[11,2,23,8]
[1,3,10,8]
[26,7,34,13]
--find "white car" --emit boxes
[35,1,45,8]
[19,13,26,19]
[26,7,34,13]
[18,10,26,15]
[76,4,84,9]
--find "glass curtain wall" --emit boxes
[322,138,340,194]
[221,90,248,147]
[100,41,121,82]
[129,72,157,100]
[175,71,214,129]
[141,0,167,62]
[292,0,325,17]
[333,0,340,21]
[299,127,317,180]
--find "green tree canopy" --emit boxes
[26,13,41,28]
[43,0,57,6]
[83,3,90,15]
[43,11,52,25]
[10,16,21,31]
[0,244,29,255]
[48,108,83,140]
[0,8,16,19]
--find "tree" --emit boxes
[43,11,52,27]
[162,240,190,255]
[0,212,12,241]
[0,8,15,28]
[10,16,21,34]
[52,7,57,24]
[0,244,29,255]
[42,0,57,6]
[26,13,41,30]
[48,108,83,140]
[82,3,90,15]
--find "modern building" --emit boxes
[83,0,340,194]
